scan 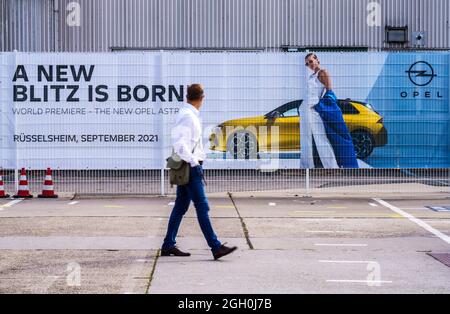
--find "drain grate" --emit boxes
[425,206,450,212]
[427,253,450,268]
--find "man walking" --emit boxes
[161,84,237,260]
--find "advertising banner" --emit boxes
[0,52,449,169]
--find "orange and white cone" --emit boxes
[38,168,58,198]
[0,171,10,198]
[14,168,33,198]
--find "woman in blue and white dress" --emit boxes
[300,53,358,169]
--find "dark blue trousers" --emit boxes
[162,165,222,252]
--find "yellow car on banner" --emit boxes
[209,99,387,159]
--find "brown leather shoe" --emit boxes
[161,246,191,257]
[212,244,237,260]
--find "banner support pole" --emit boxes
[160,168,165,196]
[14,168,18,192]
[306,168,310,197]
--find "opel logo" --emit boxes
[405,61,436,86]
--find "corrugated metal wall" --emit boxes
[0,0,55,51]
[1,0,450,52]
[0,0,5,51]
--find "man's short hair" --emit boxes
[186,84,204,101]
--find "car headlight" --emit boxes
[366,103,381,114]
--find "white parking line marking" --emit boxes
[306,230,351,234]
[326,280,392,284]
[68,201,78,205]
[373,198,450,245]
[0,199,23,210]
[294,210,336,213]
[168,202,175,206]
[369,203,378,207]
[319,260,374,264]
[268,202,276,206]
[315,244,368,247]
[297,218,343,222]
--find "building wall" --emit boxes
[1,0,449,52]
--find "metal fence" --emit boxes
[1,168,449,196]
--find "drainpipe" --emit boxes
[53,0,59,52]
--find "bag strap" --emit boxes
[191,140,199,154]
[171,139,200,155]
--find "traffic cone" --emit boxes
[14,168,33,198]
[38,168,58,198]
[0,171,10,198]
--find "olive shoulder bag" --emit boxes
[166,142,198,187]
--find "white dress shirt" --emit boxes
[172,103,206,167]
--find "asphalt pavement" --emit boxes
[1,193,450,293]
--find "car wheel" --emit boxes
[226,131,259,159]
[351,131,374,159]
